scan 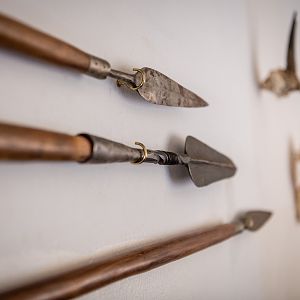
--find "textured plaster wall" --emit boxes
[0,1,300,299]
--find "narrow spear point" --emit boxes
[240,211,272,232]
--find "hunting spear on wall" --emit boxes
[0,122,236,187]
[0,211,271,300]
[261,13,300,96]
[0,13,208,107]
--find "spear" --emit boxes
[0,211,272,300]
[0,122,236,187]
[0,13,207,107]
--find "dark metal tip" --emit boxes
[241,210,272,231]
[184,136,236,187]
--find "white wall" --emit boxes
[0,1,300,299]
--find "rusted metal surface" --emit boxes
[261,13,300,96]
[134,67,208,107]
[0,12,208,107]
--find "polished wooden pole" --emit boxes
[0,13,90,72]
[0,224,238,300]
[0,123,91,162]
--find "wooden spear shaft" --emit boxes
[0,123,91,162]
[0,223,239,300]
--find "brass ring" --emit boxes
[132,141,148,164]
[117,68,145,91]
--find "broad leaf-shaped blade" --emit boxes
[184,136,236,187]
[135,68,208,107]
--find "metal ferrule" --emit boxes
[233,221,245,234]
[79,134,141,164]
[87,56,111,79]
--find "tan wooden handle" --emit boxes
[0,13,91,72]
[0,123,91,162]
[0,223,238,300]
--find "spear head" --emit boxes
[184,136,237,187]
[238,211,272,232]
[133,68,208,107]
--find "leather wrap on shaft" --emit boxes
[145,150,180,165]
[79,134,141,163]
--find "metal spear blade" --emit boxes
[183,136,236,187]
[241,211,272,231]
[134,68,208,107]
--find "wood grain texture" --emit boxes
[0,13,90,72]
[0,223,238,300]
[0,123,91,162]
